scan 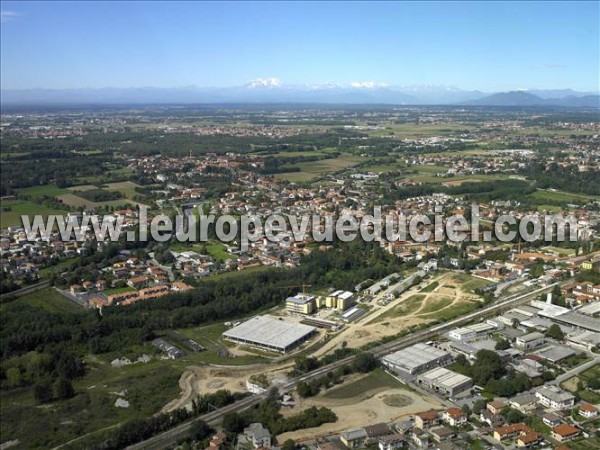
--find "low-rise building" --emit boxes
[551,424,581,442]
[515,332,545,350]
[535,386,576,410]
[340,428,368,449]
[579,402,598,419]
[415,410,439,429]
[442,408,467,427]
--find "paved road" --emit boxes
[127,282,557,450]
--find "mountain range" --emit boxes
[1,83,598,107]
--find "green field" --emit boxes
[104,286,136,296]
[369,294,426,324]
[0,199,68,228]
[206,242,236,261]
[418,297,454,315]
[322,368,402,399]
[0,288,84,315]
[571,437,600,450]
[529,189,597,203]
[420,281,439,293]
[16,184,70,199]
[275,154,364,182]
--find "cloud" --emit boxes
[350,81,388,89]
[247,77,282,88]
[1,10,20,23]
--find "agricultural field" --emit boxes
[562,364,600,404]
[0,199,68,228]
[322,368,402,400]
[0,288,84,315]
[275,153,364,182]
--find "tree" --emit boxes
[34,380,53,404]
[222,412,245,432]
[495,339,511,350]
[472,399,487,415]
[352,352,378,373]
[5,367,21,388]
[55,377,75,400]
[502,407,525,424]
[471,350,505,386]
[282,439,296,450]
[545,324,564,341]
[189,420,212,441]
[461,404,471,416]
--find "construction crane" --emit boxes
[278,283,312,295]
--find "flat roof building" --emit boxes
[417,367,473,397]
[223,315,316,354]
[382,343,452,375]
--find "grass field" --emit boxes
[103,181,140,199]
[571,437,600,450]
[0,199,68,228]
[57,193,136,210]
[206,242,236,261]
[530,189,597,203]
[0,288,84,315]
[420,281,439,293]
[452,273,491,293]
[275,154,364,182]
[104,286,136,296]
[418,297,454,315]
[16,184,70,199]
[369,294,426,324]
[322,368,402,399]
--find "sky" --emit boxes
[1,1,599,92]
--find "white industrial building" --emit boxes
[382,343,452,375]
[223,315,316,354]
[448,323,496,341]
[417,367,473,397]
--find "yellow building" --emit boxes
[285,294,316,315]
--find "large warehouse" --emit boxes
[222,315,316,354]
[417,367,473,397]
[382,343,453,375]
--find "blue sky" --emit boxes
[1,1,598,91]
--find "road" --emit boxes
[127,282,557,449]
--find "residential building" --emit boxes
[414,410,439,429]
[340,428,368,449]
[442,408,468,427]
[551,424,581,442]
[535,386,576,410]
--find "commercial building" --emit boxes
[515,332,545,350]
[223,315,316,354]
[382,343,452,375]
[417,367,473,397]
[448,323,495,341]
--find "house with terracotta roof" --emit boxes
[551,424,580,442]
[442,407,467,427]
[578,402,598,419]
[414,410,439,429]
